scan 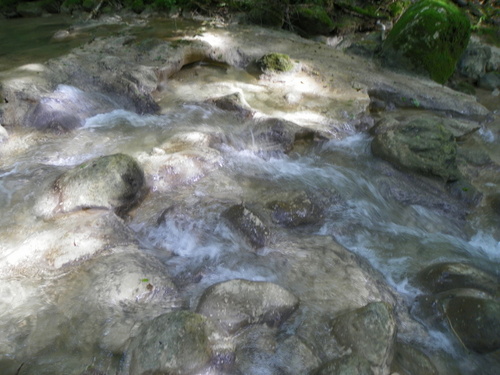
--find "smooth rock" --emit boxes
[196,278,299,334]
[391,341,438,375]
[372,117,460,181]
[44,153,144,216]
[415,262,499,295]
[442,296,500,353]
[128,310,213,375]
[222,204,270,248]
[331,302,397,374]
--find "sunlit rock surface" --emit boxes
[196,279,299,334]
[35,153,144,217]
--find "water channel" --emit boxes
[0,14,499,375]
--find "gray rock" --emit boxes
[206,92,254,119]
[478,72,500,91]
[372,117,460,181]
[458,43,492,80]
[196,279,299,334]
[128,310,213,375]
[391,342,438,375]
[313,354,373,375]
[50,153,144,215]
[442,296,500,353]
[415,262,499,295]
[222,204,270,248]
[331,302,397,374]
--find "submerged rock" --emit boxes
[27,85,121,131]
[372,117,460,181]
[415,262,500,295]
[381,0,471,84]
[196,279,299,334]
[38,153,144,216]
[391,341,438,375]
[128,310,214,375]
[331,302,397,374]
[267,191,323,227]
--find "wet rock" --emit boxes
[28,85,121,131]
[292,5,335,36]
[414,262,499,295]
[274,335,322,375]
[391,341,438,375]
[313,354,373,375]
[128,310,214,375]
[367,82,490,120]
[458,42,492,81]
[206,92,254,119]
[40,153,144,216]
[222,204,270,248]
[267,191,323,227]
[446,179,483,208]
[330,302,397,374]
[381,0,470,84]
[54,251,182,353]
[442,296,500,353]
[479,72,500,91]
[0,211,138,275]
[235,327,321,375]
[257,53,294,73]
[196,278,299,334]
[372,117,460,181]
[250,117,299,154]
[0,124,7,142]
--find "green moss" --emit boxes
[293,5,335,35]
[382,0,471,84]
[257,53,294,73]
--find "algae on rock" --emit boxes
[381,0,471,84]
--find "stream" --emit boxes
[1,14,499,375]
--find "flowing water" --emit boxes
[1,15,499,375]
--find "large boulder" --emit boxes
[36,153,144,216]
[371,117,460,181]
[128,310,214,375]
[381,0,471,84]
[196,279,299,334]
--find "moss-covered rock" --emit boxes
[292,5,335,36]
[257,53,294,73]
[371,117,460,181]
[381,0,471,84]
